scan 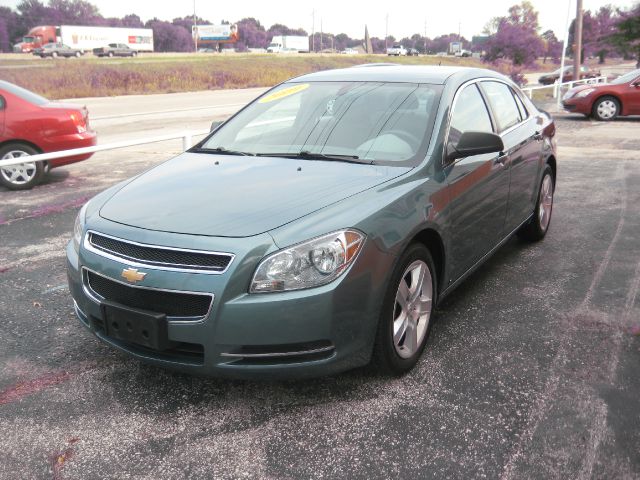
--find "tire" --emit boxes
[75,51,81,58]
[108,51,114,58]
[371,243,437,375]
[0,143,45,190]
[517,165,554,242]
[51,51,58,58]
[592,96,620,121]
[131,51,137,57]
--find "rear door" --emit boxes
[480,80,541,233]
[445,82,511,280]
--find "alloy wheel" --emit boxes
[538,174,553,231]
[0,151,38,185]
[393,260,433,359]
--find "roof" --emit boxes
[290,65,505,85]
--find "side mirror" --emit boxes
[447,131,504,161]
[210,120,224,132]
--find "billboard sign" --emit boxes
[193,24,238,43]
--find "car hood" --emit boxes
[99,152,411,237]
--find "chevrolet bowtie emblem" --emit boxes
[121,268,147,283]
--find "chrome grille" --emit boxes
[87,231,233,273]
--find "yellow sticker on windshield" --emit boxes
[259,83,309,103]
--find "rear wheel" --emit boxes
[51,51,58,58]
[131,51,137,57]
[108,51,114,58]
[372,244,436,375]
[592,96,619,121]
[0,144,44,190]
[518,165,554,241]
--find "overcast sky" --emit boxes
[2,0,637,40]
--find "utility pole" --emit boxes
[312,9,315,53]
[458,21,461,40]
[385,14,389,51]
[424,19,427,54]
[573,0,583,81]
[320,18,323,53]
[193,0,198,53]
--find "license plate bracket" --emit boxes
[100,300,171,351]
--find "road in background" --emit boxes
[0,101,639,478]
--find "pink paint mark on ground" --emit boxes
[0,195,91,225]
[29,196,91,219]
[629,324,640,336]
[0,371,72,406]
[50,446,74,480]
[0,266,10,274]
[0,361,97,406]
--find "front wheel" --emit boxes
[518,165,554,241]
[592,96,619,121]
[0,144,45,190]
[371,244,436,375]
[51,51,58,58]
[131,51,137,57]
[75,51,81,58]
[108,51,114,58]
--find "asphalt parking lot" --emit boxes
[1,111,639,479]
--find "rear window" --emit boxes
[0,80,48,106]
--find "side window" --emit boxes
[512,90,528,120]
[448,84,493,148]
[0,96,5,109]
[481,81,522,133]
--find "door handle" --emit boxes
[533,131,544,141]
[494,153,508,166]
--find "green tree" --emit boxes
[609,4,640,67]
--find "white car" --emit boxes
[341,48,358,55]
[387,45,407,56]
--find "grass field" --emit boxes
[0,53,483,99]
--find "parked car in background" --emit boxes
[538,65,601,85]
[454,49,471,57]
[93,43,137,57]
[341,48,359,55]
[407,48,420,56]
[387,45,407,56]
[0,80,96,190]
[33,42,83,58]
[67,66,557,379]
[562,68,640,120]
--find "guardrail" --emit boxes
[0,128,210,169]
[522,75,608,100]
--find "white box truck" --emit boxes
[267,36,309,53]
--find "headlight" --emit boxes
[72,203,88,252]
[250,229,365,293]
[575,88,596,98]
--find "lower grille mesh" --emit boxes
[86,271,212,318]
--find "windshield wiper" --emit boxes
[256,151,369,164]
[193,146,254,156]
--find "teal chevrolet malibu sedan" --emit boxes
[67,66,557,378]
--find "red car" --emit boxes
[562,69,640,121]
[0,80,97,190]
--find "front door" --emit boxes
[445,83,510,281]
[480,81,541,233]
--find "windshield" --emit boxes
[0,80,49,106]
[611,69,640,85]
[23,36,35,43]
[201,81,442,165]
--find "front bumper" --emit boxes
[66,222,391,379]
[562,96,592,115]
